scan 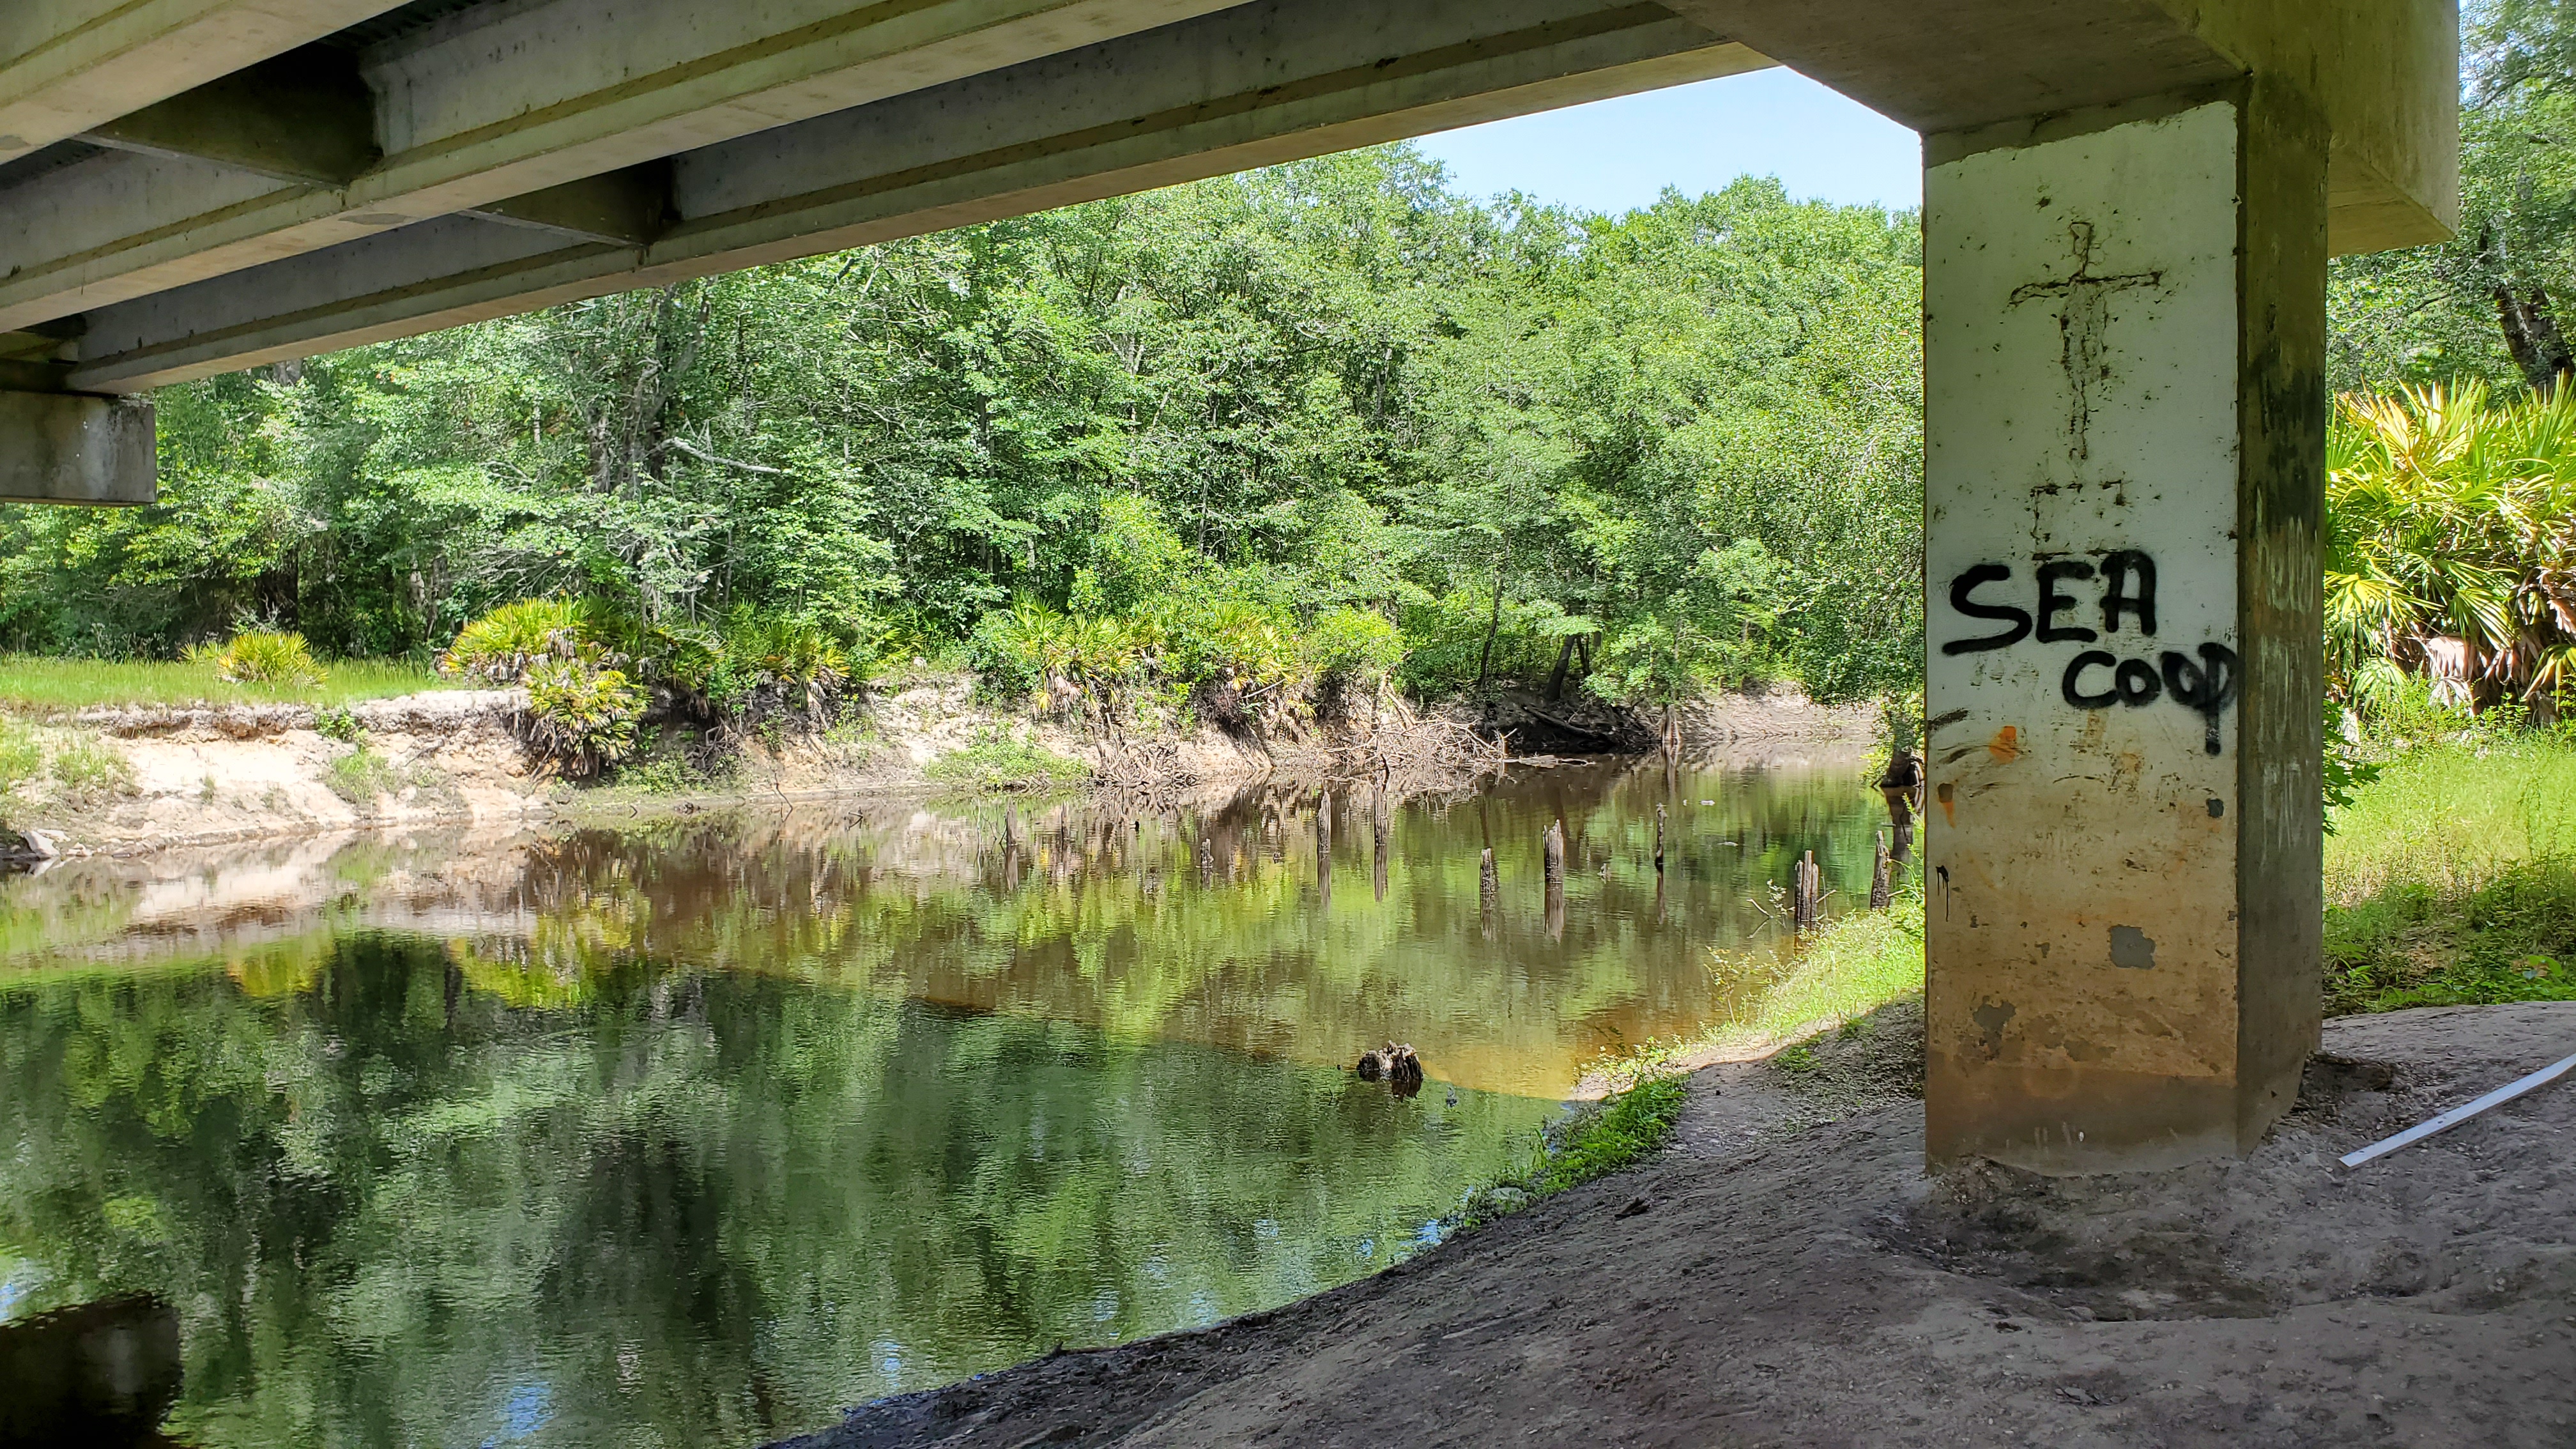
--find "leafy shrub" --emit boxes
[969,596,1075,705]
[325,747,408,804]
[312,705,365,744]
[1145,594,1297,693]
[441,598,594,684]
[1305,606,1404,691]
[613,757,696,795]
[524,659,643,776]
[1069,494,1188,616]
[194,631,326,687]
[702,606,854,718]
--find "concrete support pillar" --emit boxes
[0,392,156,505]
[1922,84,2327,1171]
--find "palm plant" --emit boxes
[2329,381,2576,722]
[440,598,594,684]
[187,631,327,687]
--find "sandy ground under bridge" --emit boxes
[781,1000,2576,1448]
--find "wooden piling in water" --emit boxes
[1870,832,1892,911]
[1792,850,1822,931]
[1316,793,1333,906]
[1479,845,1499,921]
[1542,820,1566,940]
[1653,804,1666,873]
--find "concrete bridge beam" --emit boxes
[56,0,1761,393]
[0,390,154,505]
[0,1,408,160]
[0,0,1271,336]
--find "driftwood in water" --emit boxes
[1332,717,1511,793]
[1522,707,1626,744]
[1355,1041,1425,1098]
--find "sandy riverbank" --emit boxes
[783,999,2576,1448]
[1,677,1869,860]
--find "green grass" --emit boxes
[1528,1077,1689,1195]
[924,732,1092,793]
[2324,733,2576,1014]
[1451,1075,1689,1230]
[0,654,454,712]
[0,716,135,814]
[323,747,409,806]
[0,718,42,802]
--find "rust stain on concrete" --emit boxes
[1986,725,2021,763]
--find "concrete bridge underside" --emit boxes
[0,0,2457,1171]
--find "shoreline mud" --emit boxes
[777,999,2576,1449]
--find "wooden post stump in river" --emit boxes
[1870,833,1892,912]
[1479,847,1499,937]
[1372,786,1390,903]
[1653,804,1666,874]
[1316,793,1333,908]
[1792,850,1822,931]
[1542,820,1567,942]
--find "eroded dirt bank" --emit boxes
[786,1001,2576,1448]
[3,679,1869,859]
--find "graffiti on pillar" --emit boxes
[2007,220,2165,463]
[1940,551,2236,755]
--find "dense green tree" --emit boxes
[2330,1,2576,394]
[0,147,1925,706]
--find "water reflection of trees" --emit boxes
[0,938,1547,1446]
[426,762,1880,1094]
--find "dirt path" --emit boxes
[785,1001,2576,1448]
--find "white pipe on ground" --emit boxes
[2340,1052,2576,1168]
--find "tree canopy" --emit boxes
[0,148,1923,709]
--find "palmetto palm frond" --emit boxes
[2329,381,2576,717]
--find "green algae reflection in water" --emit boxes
[0,936,1551,1446]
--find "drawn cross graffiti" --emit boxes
[2008,219,2163,463]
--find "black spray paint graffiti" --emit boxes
[1941,551,2237,755]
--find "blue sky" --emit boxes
[1412,67,1920,217]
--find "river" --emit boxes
[0,749,1880,1447]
